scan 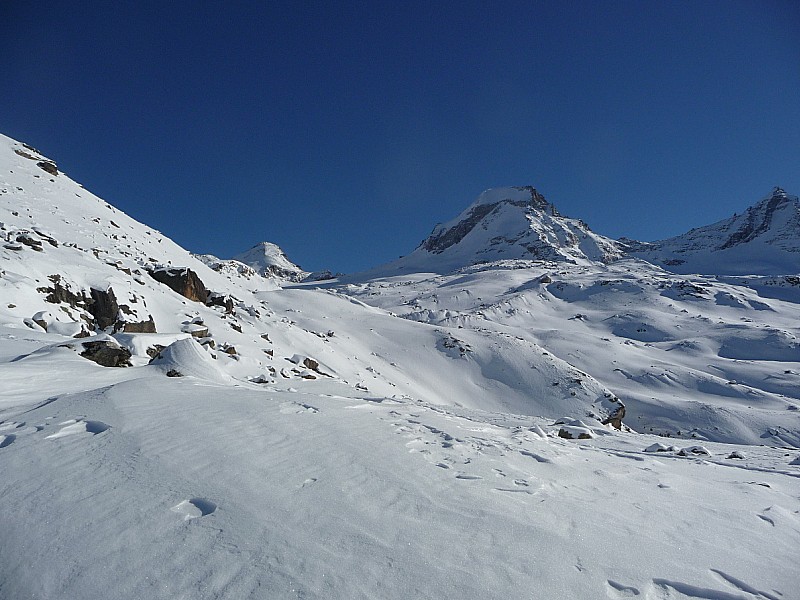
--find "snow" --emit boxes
[2,133,800,598]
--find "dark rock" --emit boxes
[14,148,38,160]
[16,234,43,251]
[80,340,131,367]
[207,292,235,314]
[222,345,237,355]
[148,267,208,303]
[146,344,166,359]
[122,316,157,333]
[166,369,183,377]
[37,161,58,176]
[302,357,320,371]
[88,287,120,330]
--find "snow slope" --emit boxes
[2,134,799,598]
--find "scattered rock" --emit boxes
[146,344,166,359]
[727,451,746,460]
[37,161,58,176]
[644,443,675,453]
[121,316,157,333]
[80,340,132,367]
[16,234,43,251]
[558,427,593,440]
[207,292,235,314]
[677,446,710,457]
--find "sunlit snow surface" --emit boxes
[1,134,799,598]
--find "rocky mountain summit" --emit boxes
[388,186,624,273]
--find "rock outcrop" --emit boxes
[148,267,208,303]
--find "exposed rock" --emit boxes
[148,267,208,303]
[601,400,625,430]
[207,292,235,314]
[37,161,58,176]
[558,427,593,440]
[80,340,132,367]
[122,316,157,333]
[146,344,166,359]
[181,323,209,338]
[16,234,43,251]
[88,287,120,330]
[13,148,37,161]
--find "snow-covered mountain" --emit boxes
[2,134,799,599]
[624,187,800,275]
[333,186,800,447]
[232,241,309,281]
[381,186,624,274]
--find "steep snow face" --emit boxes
[384,186,624,274]
[626,187,800,275]
[232,241,308,281]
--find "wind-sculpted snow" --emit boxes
[333,259,800,447]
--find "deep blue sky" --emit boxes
[2,1,799,273]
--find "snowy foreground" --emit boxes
[1,134,800,598]
[2,328,799,599]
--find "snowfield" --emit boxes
[1,134,799,598]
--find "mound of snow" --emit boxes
[148,338,233,384]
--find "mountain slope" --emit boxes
[625,187,800,275]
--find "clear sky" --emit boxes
[2,1,799,273]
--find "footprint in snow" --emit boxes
[455,473,482,481]
[0,434,16,448]
[45,419,110,439]
[171,498,217,521]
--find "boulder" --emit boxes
[80,340,132,367]
[148,267,208,303]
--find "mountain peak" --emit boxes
[627,187,800,275]
[232,241,308,281]
[387,186,622,273]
